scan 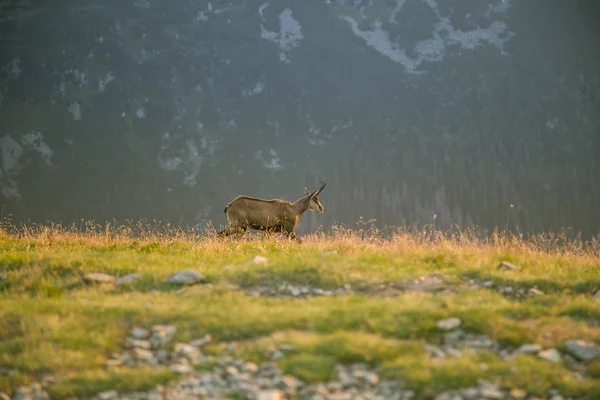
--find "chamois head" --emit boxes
[304,181,326,214]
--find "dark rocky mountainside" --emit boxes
[1,0,599,237]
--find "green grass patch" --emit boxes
[1,229,599,397]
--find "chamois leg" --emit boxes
[286,231,302,244]
[217,225,247,239]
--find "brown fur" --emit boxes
[217,182,326,243]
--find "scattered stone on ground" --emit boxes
[11,323,585,400]
[436,317,462,331]
[242,273,452,299]
[163,269,204,285]
[528,287,545,296]
[114,273,141,286]
[515,343,542,354]
[498,261,521,271]
[94,324,416,400]
[10,383,50,400]
[252,255,269,264]
[593,289,600,299]
[83,272,115,284]
[564,339,600,362]
[538,348,562,363]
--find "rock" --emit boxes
[83,272,115,283]
[170,363,192,374]
[163,269,204,284]
[133,347,156,364]
[126,338,151,349]
[564,339,600,362]
[424,344,446,359]
[257,390,284,400]
[528,287,545,296]
[150,325,176,348]
[498,261,521,271]
[538,348,561,363]
[130,327,150,339]
[281,375,302,391]
[244,362,259,373]
[480,388,503,399]
[114,273,141,286]
[443,330,466,346]
[434,393,453,400]
[174,343,200,363]
[515,343,542,354]
[13,387,32,400]
[226,366,239,375]
[461,388,479,399]
[509,388,526,399]
[549,395,564,400]
[563,354,585,372]
[593,289,600,299]
[483,280,494,288]
[98,390,119,400]
[252,255,269,264]
[324,251,338,256]
[364,372,379,385]
[326,393,353,400]
[437,317,462,330]
[189,334,212,347]
[478,380,503,399]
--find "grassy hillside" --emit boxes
[1,224,599,399]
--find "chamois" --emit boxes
[217,181,327,243]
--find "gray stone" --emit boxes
[189,334,212,347]
[97,390,119,400]
[437,317,462,330]
[564,339,600,362]
[114,273,141,286]
[593,289,600,299]
[364,372,379,386]
[498,261,521,271]
[515,343,542,354]
[480,388,503,399]
[170,363,192,374]
[174,343,200,363]
[252,255,269,264]
[528,287,545,296]
[83,272,115,283]
[538,348,561,363]
[256,390,284,400]
[133,347,156,364]
[461,388,479,399]
[424,344,446,359]
[126,338,151,349]
[163,269,204,284]
[130,327,149,339]
[483,280,494,287]
[509,388,526,399]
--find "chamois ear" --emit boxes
[305,187,310,196]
